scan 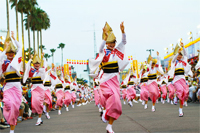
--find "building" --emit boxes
[164,38,200,70]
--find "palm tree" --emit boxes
[10,0,18,41]
[34,8,45,55]
[44,53,51,61]
[28,7,39,52]
[17,0,28,72]
[39,12,50,57]
[39,44,46,51]
[6,0,10,34]
[23,0,37,58]
[57,43,65,66]
[50,48,56,63]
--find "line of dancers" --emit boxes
[89,22,197,133]
[0,31,93,133]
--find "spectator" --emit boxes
[0,108,10,129]
[189,81,198,102]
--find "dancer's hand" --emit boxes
[178,48,182,53]
[197,50,200,52]
[180,42,184,47]
[42,52,45,58]
[157,51,159,56]
[30,54,33,59]
[52,63,55,69]
[103,26,108,41]
[4,41,9,51]
[11,31,15,40]
[120,21,125,33]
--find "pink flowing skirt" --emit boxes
[148,81,159,103]
[3,87,22,125]
[127,86,136,101]
[44,89,52,109]
[91,94,93,101]
[160,85,167,100]
[173,79,189,105]
[167,84,175,100]
[98,88,106,108]
[94,89,99,106]
[100,75,122,120]
[31,86,45,114]
[71,92,76,102]
[140,83,149,101]
[64,91,72,106]
[56,90,64,107]
[122,89,127,99]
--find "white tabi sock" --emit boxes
[103,109,106,114]
[46,112,49,116]
[38,117,41,122]
[152,106,155,109]
[43,105,46,113]
[106,124,113,132]
[179,108,183,114]
[10,130,14,133]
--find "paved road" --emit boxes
[1,101,200,133]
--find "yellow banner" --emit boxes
[64,64,69,75]
[132,60,138,78]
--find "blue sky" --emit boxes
[0,0,200,78]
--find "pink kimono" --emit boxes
[1,40,22,125]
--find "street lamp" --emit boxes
[187,32,193,41]
[164,48,168,54]
[178,38,182,42]
[146,49,154,56]
[188,36,192,42]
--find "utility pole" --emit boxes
[146,49,154,56]
[94,24,97,58]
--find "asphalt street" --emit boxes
[1,101,200,133]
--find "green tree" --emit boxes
[23,0,37,58]
[39,44,46,51]
[57,43,65,66]
[50,48,56,63]
[39,12,50,57]
[17,0,28,72]
[28,7,41,52]
[44,53,51,61]
[10,0,18,41]
[6,0,10,34]
[33,8,46,55]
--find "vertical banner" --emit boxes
[132,60,138,78]
[69,66,71,76]
[64,64,69,75]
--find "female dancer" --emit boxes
[147,52,164,112]
[139,64,149,109]
[168,42,191,117]
[43,68,52,119]
[64,75,72,111]
[23,53,46,125]
[89,22,128,133]
[1,31,22,133]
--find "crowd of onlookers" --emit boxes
[188,70,200,103]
